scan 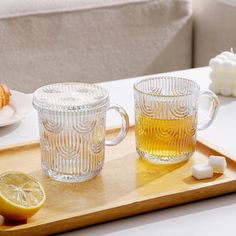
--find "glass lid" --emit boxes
[33,83,109,112]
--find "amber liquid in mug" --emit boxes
[136,114,197,159]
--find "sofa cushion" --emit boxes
[0,0,192,92]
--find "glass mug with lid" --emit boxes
[33,83,129,182]
[134,76,219,164]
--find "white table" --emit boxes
[1,67,236,236]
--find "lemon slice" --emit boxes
[0,171,46,220]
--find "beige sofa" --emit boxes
[0,0,192,92]
[3,0,234,93]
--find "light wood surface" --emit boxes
[0,127,236,235]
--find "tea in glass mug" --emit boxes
[134,76,219,164]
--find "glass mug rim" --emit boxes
[134,76,219,164]
[134,76,200,98]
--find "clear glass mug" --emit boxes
[134,76,219,164]
[33,83,129,182]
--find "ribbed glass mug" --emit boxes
[33,83,129,182]
[134,76,219,164]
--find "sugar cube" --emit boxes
[192,164,213,180]
[209,155,227,173]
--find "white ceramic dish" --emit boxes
[0,91,33,127]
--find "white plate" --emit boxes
[0,91,33,127]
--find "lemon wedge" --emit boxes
[0,171,46,220]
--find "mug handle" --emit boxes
[197,90,219,131]
[105,104,129,146]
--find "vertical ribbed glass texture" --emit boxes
[134,77,200,164]
[33,83,109,182]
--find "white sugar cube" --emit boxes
[192,164,213,180]
[209,156,227,173]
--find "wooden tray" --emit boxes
[1,127,236,235]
